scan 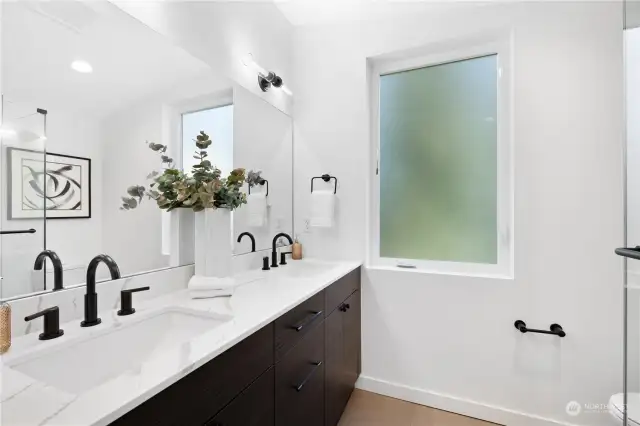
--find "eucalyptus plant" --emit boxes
[121,131,263,212]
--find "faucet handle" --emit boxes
[24,306,64,340]
[118,287,150,316]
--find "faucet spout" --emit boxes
[271,233,293,268]
[33,250,64,291]
[82,254,120,327]
[237,232,256,252]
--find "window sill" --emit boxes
[365,264,514,281]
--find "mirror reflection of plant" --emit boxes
[121,131,263,212]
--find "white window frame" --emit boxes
[368,35,514,279]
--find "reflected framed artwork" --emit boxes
[7,148,91,219]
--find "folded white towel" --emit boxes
[247,192,267,227]
[188,276,236,291]
[310,190,335,227]
[189,288,234,299]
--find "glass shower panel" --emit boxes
[0,99,47,299]
[625,0,640,419]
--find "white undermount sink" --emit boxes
[8,307,231,394]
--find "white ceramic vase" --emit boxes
[188,208,235,289]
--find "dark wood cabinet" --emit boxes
[110,267,361,426]
[207,367,275,426]
[276,321,325,426]
[325,287,362,426]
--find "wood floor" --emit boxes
[337,390,499,426]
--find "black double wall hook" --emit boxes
[514,320,566,337]
[311,174,337,194]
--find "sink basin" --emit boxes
[8,308,231,394]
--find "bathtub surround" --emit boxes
[292,2,623,425]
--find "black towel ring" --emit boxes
[311,174,337,194]
[248,179,268,196]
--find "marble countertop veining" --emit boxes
[0,259,361,426]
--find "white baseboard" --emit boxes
[355,375,584,426]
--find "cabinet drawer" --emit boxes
[110,323,274,426]
[206,367,274,426]
[275,290,325,360]
[275,320,325,426]
[325,268,360,315]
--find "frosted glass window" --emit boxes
[379,55,498,264]
[182,105,233,176]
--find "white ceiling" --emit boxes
[1,0,212,119]
[274,0,480,27]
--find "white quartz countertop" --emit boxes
[0,259,361,426]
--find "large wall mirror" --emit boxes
[0,0,293,300]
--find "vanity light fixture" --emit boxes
[242,53,292,95]
[71,60,93,73]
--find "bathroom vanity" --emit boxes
[0,261,361,426]
[112,266,360,426]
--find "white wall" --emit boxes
[293,2,623,425]
[113,1,293,116]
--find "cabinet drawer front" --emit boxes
[325,268,360,315]
[110,323,274,426]
[207,367,275,426]
[275,290,325,360]
[276,321,325,426]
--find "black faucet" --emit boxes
[237,232,256,252]
[33,250,64,291]
[271,233,293,268]
[81,254,121,327]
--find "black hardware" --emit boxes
[258,71,285,93]
[262,256,270,271]
[237,232,256,252]
[118,287,150,316]
[0,229,36,235]
[33,250,64,291]
[271,233,293,268]
[248,179,268,197]
[293,311,323,332]
[295,361,323,392]
[82,254,121,327]
[514,320,566,337]
[311,174,338,194]
[616,246,640,261]
[280,251,292,265]
[339,303,351,312]
[24,306,64,340]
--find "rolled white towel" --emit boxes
[310,190,335,227]
[247,192,267,227]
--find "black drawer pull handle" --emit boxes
[293,310,323,332]
[616,247,640,260]
[339,303,350,312]
[294,361,323,392]
[0,229,36,235]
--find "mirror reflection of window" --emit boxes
[181,105,234,176]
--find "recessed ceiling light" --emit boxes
[71,60,93,73]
